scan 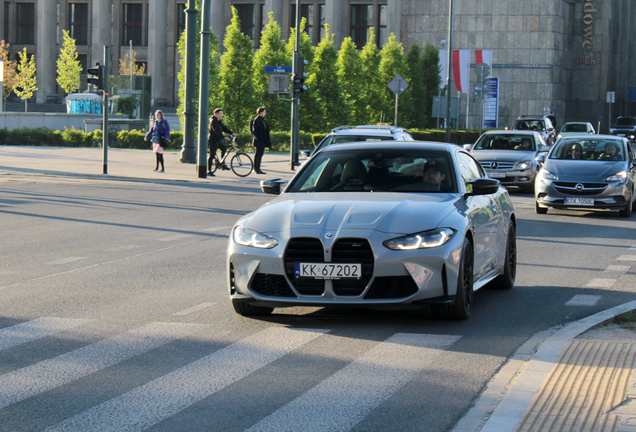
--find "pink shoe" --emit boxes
[153,169,159,172]
[159,170,165,173]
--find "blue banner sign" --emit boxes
[264,66,292,73]
[628,87,636,102]
[483,77,499,129]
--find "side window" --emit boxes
[457,152,483,188]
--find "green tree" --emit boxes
[252,12,289,132]
[217,7,255,132]
[336,37,364,125]
[56,30,82,94]
[15,48,37,112]
[359,28,383,124]
[176,1,221,131]
[421,43,441,128]
[0,41,19,101]
[286,18,323,133]
[378,34,406,126]
[119,50,147,76]
[306,25,348,131]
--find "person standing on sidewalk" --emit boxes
[145,110,170,173]
[251,107,271,174]
[208,108,235,176]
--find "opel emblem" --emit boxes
[325,232,334,239]
[492,161,499,169]
[576,183,584,191]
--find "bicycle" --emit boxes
[210,136,253,177]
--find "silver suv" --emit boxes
[510,115,556,145]
[306,125,414,157]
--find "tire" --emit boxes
[231,299,274,316]
[535,200,548,214]
[493,223,516,289]
[434,238,473,320]
[620,195,633,218]
[210,155,220,174]
[231,153,253,177]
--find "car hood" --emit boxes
[472,150,535,162]
[544,160,625,179]
[239,193,461,235]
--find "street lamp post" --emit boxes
[180,0,198,163]
[445,0,455,143]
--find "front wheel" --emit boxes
[493,223,516,289]
[434,238,473,320]
[619,195,633,218]
[231,299,274,316]
[210,155,220,174]
[535,200,548,214]
[231,153,254,177]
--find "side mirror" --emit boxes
[535,153,547,164]
[463,144,473,151]
[539,145,550,152]
[260,178,286,195]
[300,150,311,158]
[466,178,500,196]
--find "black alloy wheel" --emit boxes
[434,238,474,320]
[231,299,274,316]
[493,223,516,289]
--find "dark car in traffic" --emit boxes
[609,116,636,142]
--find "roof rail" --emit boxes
[331,125,355,131]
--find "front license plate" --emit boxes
[295,263,361,279]
[565,197,594,206]
[487,171,506,178]
[618,134,626,137]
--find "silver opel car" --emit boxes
[469,130,550,191]
[228,142,516,320]
[535,135,636,217]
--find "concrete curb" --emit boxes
[458,300,636,432]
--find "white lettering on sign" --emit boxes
[582,0,597,50]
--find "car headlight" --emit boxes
[383,228,455,251]
[540,169,558,180]
[515,160,531,170]
[557,134,563,140]
[606,171,627,182]
[232,226,279,249]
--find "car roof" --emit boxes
[320,141,456,153]
[515,115,548,120]
[482,130,537,136]
[327,125,410,136]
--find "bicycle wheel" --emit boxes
[231,153,253,177]
[210,155,220,174]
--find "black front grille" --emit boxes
[331,238,374,296]
[365,276,419,299]
[250,274,296,297]
[284,237,325,295]
[553,181,607,196]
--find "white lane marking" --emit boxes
[104,245,140,252]
[0,271,16,275]
[45,327,328,432]
[246,333,461,432]
[172,303,216,316]
[157,234,193,242]
[630,245,636,250]
[566,295,602,307]
[605,265,631,274]
[203,226,231,233]
[0,318,95,351]
[0,322,205,410]
[45,257,86,265]
[617,255,636,261]
[586,278,617,288]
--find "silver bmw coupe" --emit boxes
[228,142,516,320]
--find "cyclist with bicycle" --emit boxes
[208,108,236,176]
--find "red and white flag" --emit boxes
[452,50,470,93]
[475,49,492,67]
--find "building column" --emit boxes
[325,0,347,48]
[36,0,56,103]
[211,0,230,50]
[91,0,111,69]
[148,0,168,104]
[387,0,401,43]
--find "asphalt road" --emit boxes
[0,177,634,432]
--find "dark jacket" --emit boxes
[208,117,233,143]
[251,116,271,149]
[145,119,170,141]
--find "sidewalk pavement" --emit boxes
[2,145,636,432]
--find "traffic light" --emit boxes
[87,63,103,90]
[292,56,308,97]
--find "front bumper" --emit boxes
[485,169,537,187]
[227,228,465,310]
[535,178,630,210]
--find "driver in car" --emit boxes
[422,160,446,190]
[599,142,621,161]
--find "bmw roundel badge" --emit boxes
[325,232,334,239]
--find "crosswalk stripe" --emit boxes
[45,257,86,265]
[45,327,328,432]
[246,333,461,432]
[157,234,193,242]
[172,302,216,316]
[0,322,205,410]
[566,295,602,306]
[0,318,95,351]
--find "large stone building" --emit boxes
[1,0,634,131]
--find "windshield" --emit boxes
[561,123,588,133]
[549,138,625,161]
[616,118,636,126]
[513,120,545,131]
[289,149,456,193]
[474,134,536,151]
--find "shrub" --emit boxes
[61,128,87,147]
[117,129,146,149]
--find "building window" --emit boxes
[378,5,387,47]
[16,2,35,45]
[290,4,313,34]
[177,3,186,42]
[350,4,387,48]
[69,3,88,45]
[123,3,143,45]
[78,53,87,72]
[234,4,254,39]
[4,2,10,42]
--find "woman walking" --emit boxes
[251,107,271,174]
[145,110,170,173]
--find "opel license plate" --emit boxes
[295,263,361,279]
[565,197,594,206]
